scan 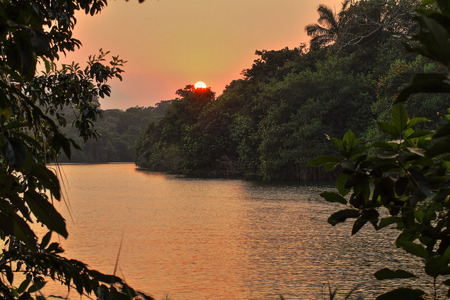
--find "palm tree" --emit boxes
[305,0,351,49]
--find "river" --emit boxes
[40,163,425,300]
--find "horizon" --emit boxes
[60,0,342,110]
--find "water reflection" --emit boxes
[39,164,427,299]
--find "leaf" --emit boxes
[352,209,379,235]
[6,31,37,80]
[374,268,417,280]
[373,141,396,151]
[4,265,13,285]
[2,137,27,167]
[425,255,449,277]
[40,231,52,249]
[434,123,450,138]
[419,0,436,9]
[406,130,433,139]
[397,73,450,103]
[308,155,341,171]
[11,215,37,251]
[378,217,401,229]
[376,288,425,300]
[17,277,31,294]
[398,241,429,259]
[426,136,450,157]
[341,160,355,173]
[329,136,344,151]
[395,177,409,196]
[336,173,351,196]
[28,280,47,293]
[24,190,68,238]
[408,169,432,196]
[343,130,356,151]
[377,122,398,138]
[328,209,360,226]
[391,104,408,133]
[29,163,61,200]
[407,117,428,129]
[52,132,71,159]
[420,15,450,65]
[320,191,347,204]
[406,147,425,157]
[29,28,50,55]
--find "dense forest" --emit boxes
[58,101,171,162]
[135,0,448,180]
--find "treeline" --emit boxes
[58,102,171,163]
[135,0,448,180]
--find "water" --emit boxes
[39,163,426,299]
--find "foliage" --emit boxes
[305,0,351,49]
[310,0,450,298]
[0,0,151,299]
[58,104,171,163]
[137,0,448,181]
[306,0,417,52]
[135,85,215,174]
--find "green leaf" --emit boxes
[434,123,450,138]
[373,141,396,151]
[377,122,398,138]
[341,160,355,173]
[328,209,360,226]
[397,73,450,103]
[343,130,356,151]
[352,209,379,235]
[408,169,432,196]
[426,136,450,157]
[406,130,433,139]
[374,268,417,280]
[320,191,347,204]
[407,117,428,129]
[378,217,401,229]
[398,241,429,259]
[418,0,436,9]
[395,177,409,196]
[329,136,344,151]
[406,147,425,157]
[308,155,341,171]
[336,173,351,196]
[420,15,450,65]
[425,255,449,277]
[391,104,408,133]
[376,288,425,300]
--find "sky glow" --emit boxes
[63,0,342,109]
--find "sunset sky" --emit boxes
[64,0,342,109]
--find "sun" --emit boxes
[194,81,207,89]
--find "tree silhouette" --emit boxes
[305,0,351,49]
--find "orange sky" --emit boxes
[63,0,342,109]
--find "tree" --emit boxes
[135,85,215,174]
[337,0,417,49]
[305,0,351,49]
[310,0,450,298]
[0,0,151,299]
